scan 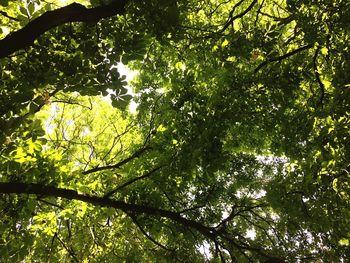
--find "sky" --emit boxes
[117,62,138,113]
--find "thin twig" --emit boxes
[82,146,151,175]
[38,197,64,209]
[313,47,325,107]
[130,214,175,252]
[254,0,266,26]
[104,166,162,198]
[178,204,206,214]
[46,233,57,263]
[51,100,93,110]
[220,0,245,32]
[220,0,258,33]
[208,0,232,17]
[56,234,79,263]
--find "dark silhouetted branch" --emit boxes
[0,0,128,58]
[0,182,215,238]
[313,47,325,107]
[255,44,313,73]
[221,0,258,33]
[55,234,79,263]
[82,146,151,175]
[130,214,175,252]
[104,166,162,198]
[0,182,278,259]
[0,10,20,21]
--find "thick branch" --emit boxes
[0,0,128,58]
[0,182,279,258]
[0,182,214,238]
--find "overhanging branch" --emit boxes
[0,0,128,58]
[0,181,277,259]
[0,182,214,238]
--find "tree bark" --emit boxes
[0,182,278,259]
[0,0,128,58]
[0,182,214,237]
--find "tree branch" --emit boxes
[0,182,215,238]
[0,0,128,58]
[104,166,162,198]
[38,197,65,209]
[220,0,258,33]
[82,146,151,175]
[254,0,266,26]
[0,10,20,21]
[130,214,175,252]
[0,181,279,259]
[313,47,325,107]
[254,44,313,72]
[55,233,79,263]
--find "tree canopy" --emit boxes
[1,0,350,262]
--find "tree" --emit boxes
[1,0,350,262]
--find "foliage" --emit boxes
[0,0,350,262]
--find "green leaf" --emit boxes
[20,6,28,16]
[28,2,35,15]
